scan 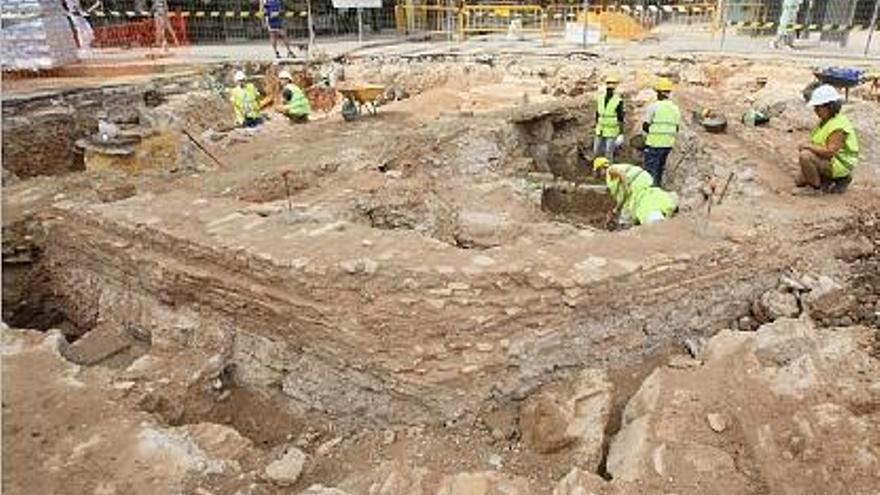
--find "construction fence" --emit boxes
[78,1,879,45]
[395,2,720,40]
[718,0,880,47]
[2,0,879,71]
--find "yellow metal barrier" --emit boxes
[459,4,545,41]
[396,4,459,37]
[394,2,721,41]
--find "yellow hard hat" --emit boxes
[605,73,621,86]
[592,156,610,171]
[654,77,673,92]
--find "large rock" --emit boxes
[435,472,531,495]
[605,318,880,495]
[265,446,307,486]
[95,182,137,203]
[454,210,516,249]
[334,461,430,495]
[61,323,136,366]
[184,422,253,462]
[520,394,573,453]
[752,289,800,323]
[137,423,250,477]
[553,468,615,495]
[520,369,613,470]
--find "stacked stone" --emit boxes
[1,0,79,70]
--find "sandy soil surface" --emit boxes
[2,47,879,495]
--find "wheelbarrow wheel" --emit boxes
[342,99,359,122]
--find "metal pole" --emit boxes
[581,0,590,47]
[307,0,315,61]
[358,7,363,44]
[712,0,724,40]
[719,0,728,50]
[866,0,880,56]
[447,0,453,42]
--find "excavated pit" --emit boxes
[0,75,777,433]
[4,49,880,495]
[4,56,879,441]
[540,184,615,229]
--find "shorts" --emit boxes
[266,13,283,31]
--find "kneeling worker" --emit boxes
[796,84,859,194]
[278,70,311,123]
[594,157,677,226]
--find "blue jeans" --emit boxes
[593,135,618,161]
[643,146,672,186]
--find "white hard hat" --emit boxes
[278,70,292,80]
[233,70,246,82]
[806,84,841,107]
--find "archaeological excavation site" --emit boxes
[2,8,880,494]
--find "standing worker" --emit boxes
[229,70,262,128]
[642,77,681,187]
[594,74,626,161]
[593,157,677,226]
[278,70,311,123]
[796,84,859,194]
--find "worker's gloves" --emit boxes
[615,134,625,147]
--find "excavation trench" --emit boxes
[540,183,615,230]
[0,84,815,433]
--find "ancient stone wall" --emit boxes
[32,199,839,428]
[1,73,209,179]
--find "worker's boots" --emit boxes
[822,175,852,194]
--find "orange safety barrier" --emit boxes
[93,13,188,48]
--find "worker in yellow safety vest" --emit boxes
[594,73,625,161]
[641,77,681,186]
[796,84,859,194]
[594,157,678,226]
[277,70,311,123]
[229,70,262,128]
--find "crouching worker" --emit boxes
[594,157,677,226]
[230,70,262,128]
[796,84,859,194]
[278,70,311,123]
